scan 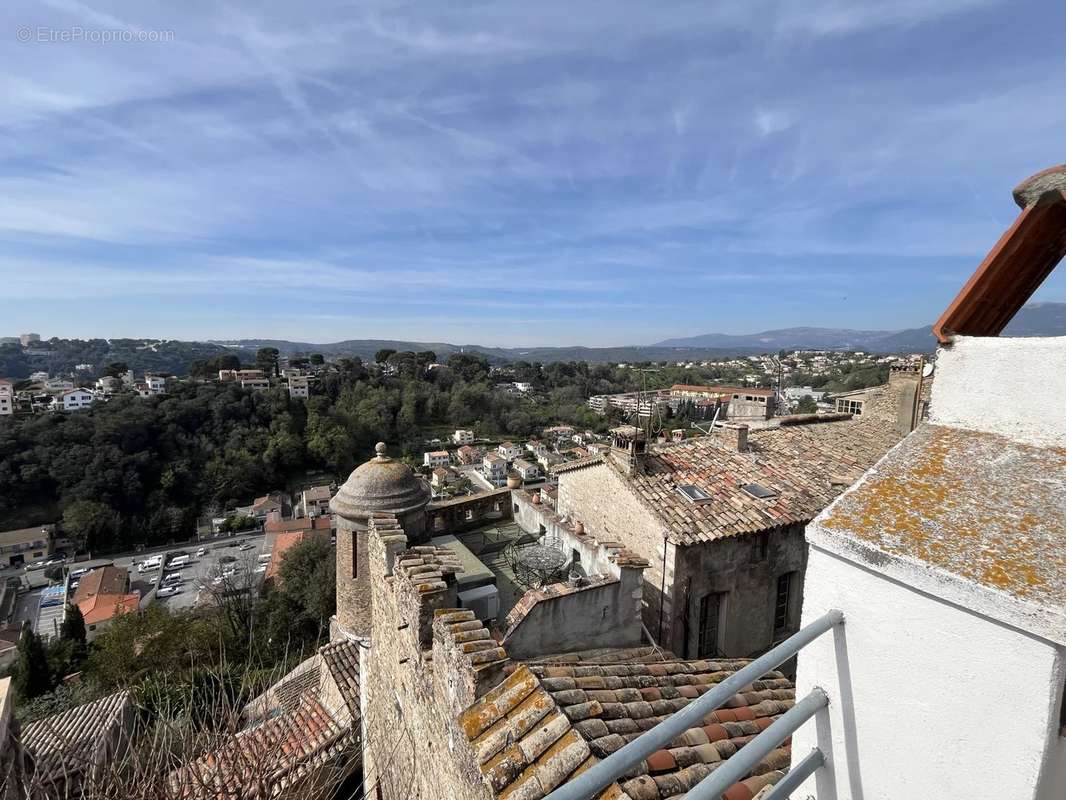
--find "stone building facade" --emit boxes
[551,419,902,659]
[831,364,925,437]
[357,513,799,800]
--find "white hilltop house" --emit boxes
[792,166,1066,800]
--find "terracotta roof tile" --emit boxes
[611,420,901,545]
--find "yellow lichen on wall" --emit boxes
[822,425,1066,603]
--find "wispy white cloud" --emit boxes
[1,0,1063,344]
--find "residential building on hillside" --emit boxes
[511,457,540,482]
[44,378,74,394]
[263,514,332,554]
[19,333,40,347]
[53,389,95,412]
[535,412,909,659]
[456,444,480,464]
[453,428,475,444]
[72,566,139,640]
[424,450,451,468]
[288,375,310,398]
[496,441,523,461]
[482,452,507,486]
[298,484,334,518]
[240,376,269,391]
[145,374,166,395]
[0,525,55,567]
[0,380,12,416]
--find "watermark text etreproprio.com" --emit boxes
[17,26,175,43]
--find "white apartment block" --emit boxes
[423,450,450,468]
[497,442,523,461]
[452,429,475,444]
[0,380,13,416]
[288,376,311,399]
[54,389,94,412]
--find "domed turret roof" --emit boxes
[330,442,430,519]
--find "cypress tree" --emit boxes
[15,625,53,699]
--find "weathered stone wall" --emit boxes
[859,368,922,436]
[670,523,808,660]
[502,577,643,660]
[334,514,371,638]
[361,517,496,800]
[556,463,678,649]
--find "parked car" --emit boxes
[158,585,181,598]
[162,572,183,584]
[196,547,208,557]
[237,543,255,552]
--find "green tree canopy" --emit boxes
[374,348,396,365]
[255,347,280,377]
[277,537,337,624]
[61,500,120,552]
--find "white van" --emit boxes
[168,555,189,569]
[257,553,272,564]
[139,555,162,573]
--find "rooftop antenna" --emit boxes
[634,368,662,441]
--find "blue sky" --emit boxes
[1,0,1065,346]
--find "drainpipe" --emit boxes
[657,534,667,643]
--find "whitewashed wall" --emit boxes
[792,542,1066,800]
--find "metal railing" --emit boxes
[543,609,843,800]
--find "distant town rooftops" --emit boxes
[671,384,774,397]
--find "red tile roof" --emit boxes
[459,652,795,800]
[933,165,1066,343]
[263,516,332,535]
[266,528,330,583]
[566,420,902,546]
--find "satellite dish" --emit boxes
[922,363,935,378]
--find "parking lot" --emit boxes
[151,533,269,610]
[6,532,270,636]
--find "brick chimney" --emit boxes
[723,423,749,452]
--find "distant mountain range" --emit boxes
[213,302,1066,364]
[4,303,1059,381]
[652,302,1066,353]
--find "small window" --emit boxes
[752,532,769,561]
[677,484,712,503]
[572,548,581,565]
[698,592,724,657]
[513,503,519,514]
[742,483,777,500]
[774,572,795,634]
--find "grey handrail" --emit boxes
[686,689,827,800]
[543,609,843,800]
[762,748,825,800]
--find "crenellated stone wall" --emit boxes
[361,513,497,800]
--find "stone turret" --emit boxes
[330,442,431,638]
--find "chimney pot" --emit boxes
[724,423,749,452]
